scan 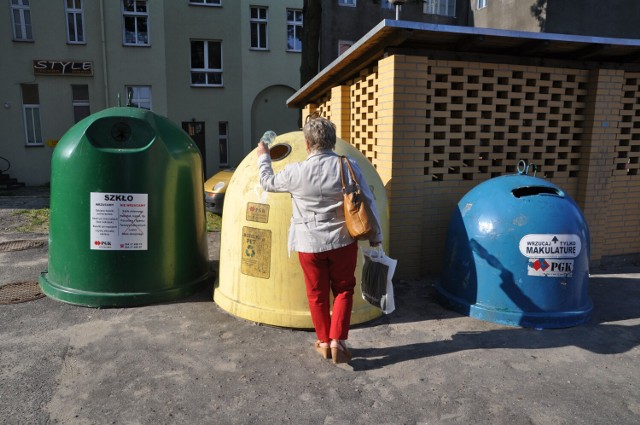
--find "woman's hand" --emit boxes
[256,141,269,157]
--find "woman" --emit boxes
[256,116,382,364]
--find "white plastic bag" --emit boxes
[361,247,397,314]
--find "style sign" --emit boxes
[90,192,148,250]
[33,60,93,76]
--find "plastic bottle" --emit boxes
[260,130,277,147]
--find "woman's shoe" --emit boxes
[330,340,352,364]
[315,341,331,359]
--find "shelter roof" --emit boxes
[288,19,640,108]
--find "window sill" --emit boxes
[188,3,222,7]
[191,85,224,88]
[250,48,269,52]
[25,144,44,148]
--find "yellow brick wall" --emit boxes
[309,54,640,278]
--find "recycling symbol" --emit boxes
[245,245,255,257]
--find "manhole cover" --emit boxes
[0,240,46,252]
[0,281,45,304]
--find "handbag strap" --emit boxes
[339,155,359,191]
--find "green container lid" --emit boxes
[39,107,211,307]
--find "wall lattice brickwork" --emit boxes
[425,62,589,187]
[305,55,640,277]
[617,72,640,176]
[349,68,380,165]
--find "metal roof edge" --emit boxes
[287,19,640,109]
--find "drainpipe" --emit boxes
[100,0,110,107]
[390,0,407,20]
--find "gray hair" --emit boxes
[303,116,336,151]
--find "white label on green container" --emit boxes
[90,192,148,250]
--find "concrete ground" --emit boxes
[1,190,639,424]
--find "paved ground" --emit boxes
[1,190,639,424]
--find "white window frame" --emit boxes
[65,0,85,44]
[339,0,356,7]
[218,121,229,166]
[71,84,90,123]
[286,9,303,52]
[125,85,152,110]
[250,6,268,50]
[190,40,223,87]
[122,0,150,46]
[423,0,456,17]
[11,0,33,41]
[23,105,42,146]
[189,0,221,6]
[477,0,487,9]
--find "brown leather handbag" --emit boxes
[339,156,373,240]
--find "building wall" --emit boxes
[306,53,640,278]
[320,0,470,70]
[1,0,302,186]
[472,0,640,38]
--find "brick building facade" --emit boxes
[289,20,640,279]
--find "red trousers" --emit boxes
[298,242,358,343]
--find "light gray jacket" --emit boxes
[258,149,383,254]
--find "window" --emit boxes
[65,0,85,43]
[191,40,223,87]
[71,85,90,123]
[250,6,268,50]
[218,122,229,166]
[380,0,393,9]
[122,0,149,46]
[423,0,456,17]
[125,86,152,110]
[21,84,42,146]
[477,0,487,9]
[338,40,353,56]
[338,0,356,6]
[189,0,221,5]
[11,0,33,41]
[286,9,302,52]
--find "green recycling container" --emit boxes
[39,107,211,307]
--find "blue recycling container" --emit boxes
[437,171,593,328]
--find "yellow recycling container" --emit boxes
[214,131,389,328]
